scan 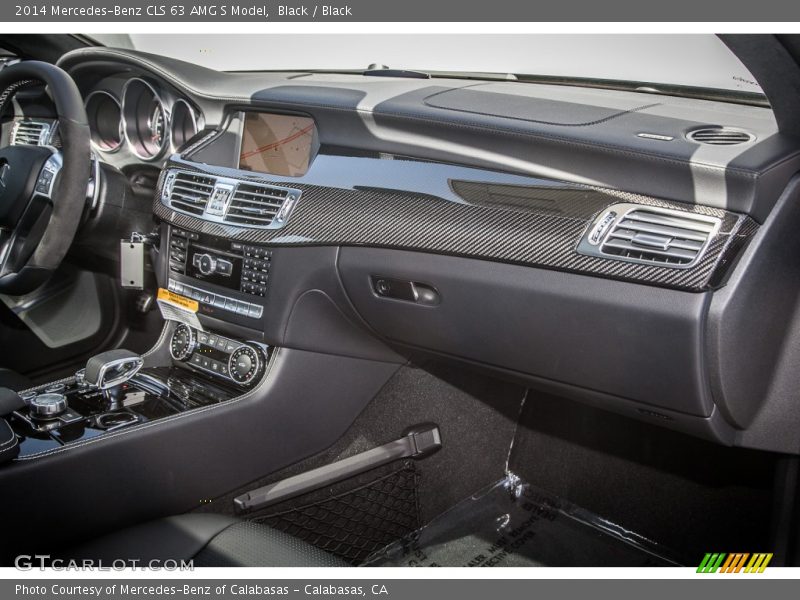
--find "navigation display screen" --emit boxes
[238,112,317,176]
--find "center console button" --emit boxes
[20,390,37,405]
[235,353,252,373]
[45,382,66,394]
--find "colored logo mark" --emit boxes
[697,553,773,573]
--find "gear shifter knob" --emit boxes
[84,349,144,390]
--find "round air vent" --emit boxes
[687,127,755,146]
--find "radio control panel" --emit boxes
[168,228,272,299]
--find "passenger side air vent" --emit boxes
[11,119,52,146]
[687,127,754,146]
[165,171,216,216]
[224,182,298,228]
[577,204,721,269]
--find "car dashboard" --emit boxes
[6,45,800,454]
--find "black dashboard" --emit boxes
[7,46,800,454]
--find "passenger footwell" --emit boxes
[366,476,679,567]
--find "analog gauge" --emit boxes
[148,102,166,149]
[122,78,168,160]
[170,99,201,152]
[85,91,122,152]
[169,324,196,361]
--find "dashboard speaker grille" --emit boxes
[11,119,52,146]
[578,204,721,269]
[687,127,754,145]
[224,182,290,227]
[166,172,216,215]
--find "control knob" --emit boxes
[197,253,217,276]
[170,324,197,361]
[29,393,68,420]
[228,344,264,386]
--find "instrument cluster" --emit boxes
[85,76,203,161]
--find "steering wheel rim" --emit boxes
[0,61,89,295]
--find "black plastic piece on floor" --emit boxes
[235,424,441,512]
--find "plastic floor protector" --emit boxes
[365,475,679,567]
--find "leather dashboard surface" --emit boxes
[58,47,800,221]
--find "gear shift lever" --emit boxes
[84,349,144,410]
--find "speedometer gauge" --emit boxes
[122,77,168,160]
[148,102,166,148]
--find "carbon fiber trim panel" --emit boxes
[153,157,757,292]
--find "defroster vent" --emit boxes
[687,127,754,146]
[578,204,721,269]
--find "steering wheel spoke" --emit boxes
[0,61,90,295]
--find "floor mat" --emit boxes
[366,476,678,567]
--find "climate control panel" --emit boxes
[169,324,267,387]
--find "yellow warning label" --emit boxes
[157,288,199,312]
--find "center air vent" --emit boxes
[11,119,53,146]
[687,127,754,146]
[224,183,294,227]
[577,204,721,269]
[161,168,301,228]
[165,171,216,216]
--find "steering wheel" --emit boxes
[0,61,90,295]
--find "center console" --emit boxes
[5,323,271,459]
